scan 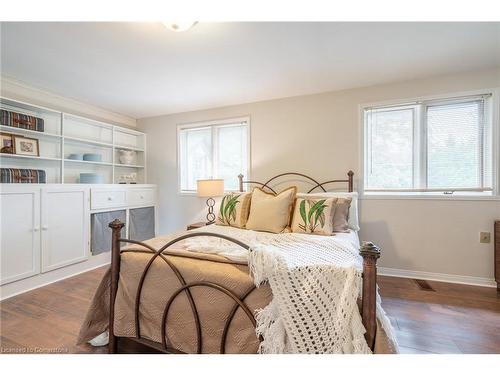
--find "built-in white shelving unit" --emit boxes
[1,153,62,162]
[64,159,114,166]
[0,97,147,184]
[0,125,62,139]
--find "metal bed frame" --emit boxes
[107,170,381,353]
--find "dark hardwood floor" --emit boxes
[379,276,500,353]
[1,267,499,354]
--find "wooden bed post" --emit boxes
[360,241,381,351]
[347,170,354,192]
[238,174,244,192]
[108,219,125,354]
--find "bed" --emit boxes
[77,171,397,354]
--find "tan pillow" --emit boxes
[216,192,252,228]
[245,186,297,233]
[331,197,352,232]
[297,192,359,231]
[291,197,337,235]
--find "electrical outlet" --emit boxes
[479,232,491,244]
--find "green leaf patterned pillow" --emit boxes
[216,192,252,228]
[291,197,337,235]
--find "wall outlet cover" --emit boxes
[479,232,491,244]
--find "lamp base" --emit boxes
[206,197,216,224]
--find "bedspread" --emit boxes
[77,229,397,353]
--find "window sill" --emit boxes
[178,190,242,196]
[179,191,199,196]
[361,192,500,201]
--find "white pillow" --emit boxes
[296,192,360,231]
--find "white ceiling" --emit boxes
[1,22,499,119]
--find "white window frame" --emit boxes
[177,116,251,194]
[359,88,500,200]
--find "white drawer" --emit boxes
[91,190,127,210]
[127,188,155,207]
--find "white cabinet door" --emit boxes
[41,187,90,273]
[0,190,41,285]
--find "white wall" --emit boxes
[138,67,500,284]
[1,77,136,128]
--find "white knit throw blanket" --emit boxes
[184,225,395,354]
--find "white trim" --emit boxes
[378,267,497,288]
[361,194,500,201]
[1,76,136,128]
[358,87,500,201]
[176,116,251,194]
[360,88,499,111]
[177,116,250,129]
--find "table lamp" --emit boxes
[197,179,224,224]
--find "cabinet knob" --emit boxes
[33,227,40,232]
[108,196,113,201]
[140,195,144,199]
[42,226,48,231]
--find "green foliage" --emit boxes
[298,199,328,232]
[218,194,241,225]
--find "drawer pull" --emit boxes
[42,226,48,231]
[140,195,144,199]
[108,197,113,201]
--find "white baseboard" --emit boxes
[0,253,111,301]
[378,267,497,288]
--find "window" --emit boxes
[363,93,494,195]
[178,118,249,192]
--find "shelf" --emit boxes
[64,159,113,166]
[63,136,113,147]
[0,125,62,139]
[114,144,145,152]
[1,96,147,184]
[114,164,145,168]
[0,153,61,162]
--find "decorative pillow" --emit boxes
[291,197,337,235]
[331,197,352,232]
[297,192,359,231]
[216,192,252,228]
[245,186,297,233]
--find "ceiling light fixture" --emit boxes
[162,21,198,32]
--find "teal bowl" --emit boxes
[68,153,83,160]
[79,173,104,184]
[83,153,102,162]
